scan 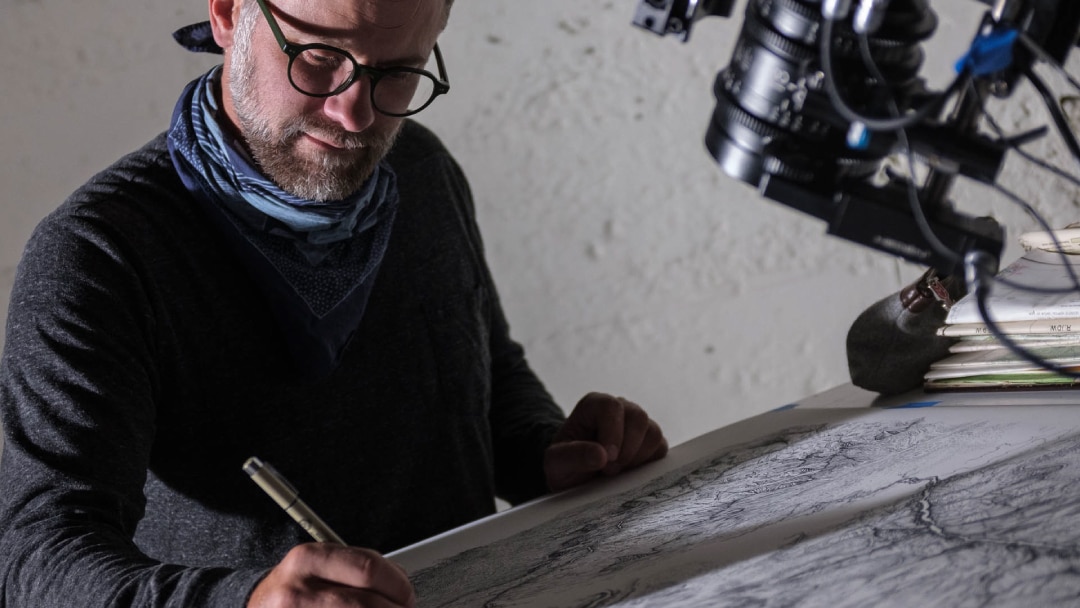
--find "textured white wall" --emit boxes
[1,0,1078,451]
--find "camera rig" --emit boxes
[633,0,1080,278]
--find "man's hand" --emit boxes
[544,392,668,492]
[248,543,415,608]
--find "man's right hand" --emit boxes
[247,543,416,608]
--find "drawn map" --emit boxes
[393,406,1080,607]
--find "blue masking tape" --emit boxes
[886,401,941,409]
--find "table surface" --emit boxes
[389,384,1080,607]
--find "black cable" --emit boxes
[1026,68,1080,174]
[842,14,1080,382]
[961,34,1080,381]
[1018,32,1080,95]
[972,81,1080,191]
[965,80,1080,294]
[820,17,966,132]
[851,11,1080,326]
[985,181,1080,294]
[847,25,962,266]
[1009,145,1080,189]
[973,273,1080,381]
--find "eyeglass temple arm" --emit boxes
[254,0,291,52]
[432,43,450,93]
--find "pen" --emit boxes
[243,456,346,545]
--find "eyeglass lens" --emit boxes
[289,48,438,115]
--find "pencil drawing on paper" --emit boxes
[409,412,1080,607]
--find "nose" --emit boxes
[320,75,377,133]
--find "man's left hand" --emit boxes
[544,392,668,492]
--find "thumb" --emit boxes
[544,440,613,492]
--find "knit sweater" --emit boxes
[0,120,565,607]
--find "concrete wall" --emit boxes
[1,0,1078,453]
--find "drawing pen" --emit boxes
[243,456,346,545]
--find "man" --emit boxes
[0,0,668,606]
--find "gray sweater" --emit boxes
[0,121,565,606]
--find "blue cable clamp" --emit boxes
[955,28,1019,76]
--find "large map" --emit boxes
[394,406,1080,607]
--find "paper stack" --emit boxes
[925,249,1080,390]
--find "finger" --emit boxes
[320,547,414,605]
[624,421,669,469]
[306,583,416,608]
[611,399,649,469]
[287,544,416,607]
[544,440,609,492]
[562,392,625,458]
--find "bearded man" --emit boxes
[0,1,667,606]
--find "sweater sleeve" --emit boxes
[436,151,566,505]
[0,211,266,607]
[487,288,566,506]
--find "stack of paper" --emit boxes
[926,249,1080,391]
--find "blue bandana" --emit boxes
[167,67,399,378]
[171,66,396,244]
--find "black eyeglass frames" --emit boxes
[254,0,450,117]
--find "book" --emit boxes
[925,369,1080,391]
[948,334,1080,352]
[926,249,1080,391]
[926,343,1080,380]
[938,318,1080,337]
[944,249,1080,325]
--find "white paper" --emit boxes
[390,402,1080,607]
[947,249,1080,324]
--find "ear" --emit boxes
[208,0,241,49]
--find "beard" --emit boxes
[227,9,400,202]
[235,101,399,202]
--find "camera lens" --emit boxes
[706,0,936,189]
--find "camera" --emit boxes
[633,0,1080,277]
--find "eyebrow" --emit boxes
[271,7,431,68]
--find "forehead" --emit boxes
[355,0,433,28]
[270,0,444,49]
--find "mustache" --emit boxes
[278,116,377,150]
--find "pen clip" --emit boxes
[262,461,299,496]
[243,456,347,545]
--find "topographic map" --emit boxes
[396,406,1080,607]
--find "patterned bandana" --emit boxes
[170,66,396,243]
[167,67,399,378]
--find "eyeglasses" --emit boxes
[253,0,450,117]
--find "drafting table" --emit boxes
[389,383,1080,607]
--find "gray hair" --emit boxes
[239,0,455,29]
